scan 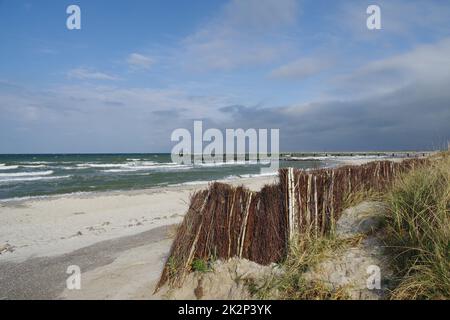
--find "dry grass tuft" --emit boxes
[250,233,362,300]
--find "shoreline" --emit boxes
[0,155,410,204]
[0,174,278,263]
[0,172,279,204]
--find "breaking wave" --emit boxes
[0,170,54,178]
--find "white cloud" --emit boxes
[0,83,234,152]
[67,68,119,81]
[334,38,450,97]
[270,57,333,80]
[126,53,155,70]
[181,0,300,71]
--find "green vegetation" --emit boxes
[191,258,212,273]
[384,154,450,299]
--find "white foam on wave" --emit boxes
[60,166,87,170]
[124,160,158,166]
[98,159,274,173]
[0,170,54,178]
[75,161,163,169]
[21,165,47,168]
[195,160,248,167]
[102,168,139,173]
[173,171,278,187]
[236,171,278,178]
[195,160,271,167]
[19,161,53,165]
[101,163,191,173]
[223,171,278,180]
[179,180,210,186]
[0,165,19,170]
[0,175,70,183]
[131,163,190,170]
[76,163,123,168]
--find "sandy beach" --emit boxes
[0,175,277,299]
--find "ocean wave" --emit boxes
[101,168,139,173]
[96,160,272,172]
[194,160,271,167]
[21,165,47,168]
[18,161,53,165]
[131,163,190,170]
[195,161,247,167]
[0,170,54,178]
[59,166,88,170]
[124,160,158,166]
[0,175,70,183]
[236,172,278,178]
[0,165,19,170]
[173,171,278,187]
[76,161,161,169]
[178,180,210,186]
[101,163,191,173]
[76,163,123,168]
[223,172,278,180]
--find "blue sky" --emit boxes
[1,0,450,153]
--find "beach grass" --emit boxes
[384,153,450,299]
[250,234,363,300]
[343,187,384,209]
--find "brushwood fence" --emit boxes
[155,158,427,291]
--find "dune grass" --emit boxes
[384,154,450,299]
[343,187,384,209]
[250,234,363,300]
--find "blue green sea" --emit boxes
[0,154,335,200]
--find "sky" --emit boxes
[1,0,450,153]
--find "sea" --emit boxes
[0,153,385,201]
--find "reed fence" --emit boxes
[155,158,427,291]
